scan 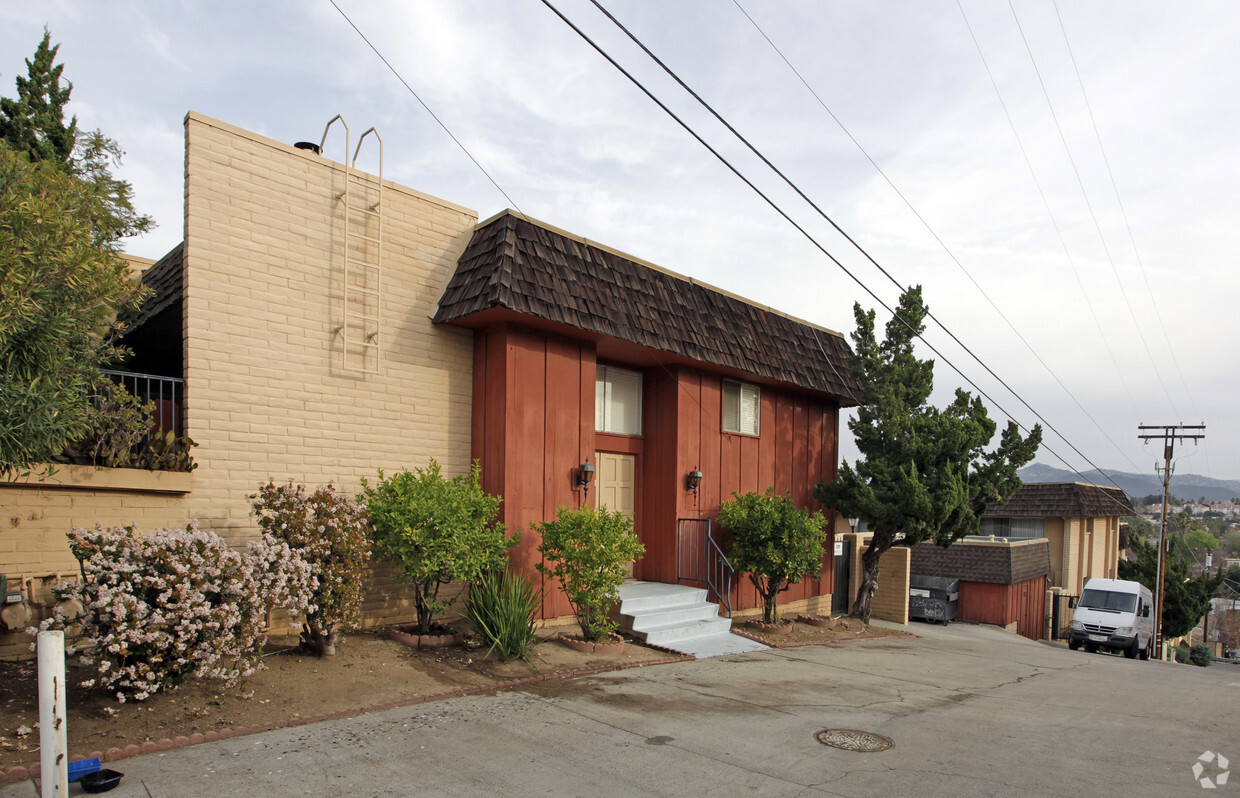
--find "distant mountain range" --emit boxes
[1018,463,1240,504]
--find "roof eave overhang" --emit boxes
[438,304,859,407]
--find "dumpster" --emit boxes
[909,575,959,623]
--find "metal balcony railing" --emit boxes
[102,370,184,437]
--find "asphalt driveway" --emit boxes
[5,621,1235,797]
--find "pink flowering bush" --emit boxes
[250,481,371,656]
[36,522,314,702]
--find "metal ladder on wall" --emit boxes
[322,115,384,375]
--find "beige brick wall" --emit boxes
[1063,518,1082,594]
[181,112,477,539]
[843,533,910,624]
[0,466,192,659]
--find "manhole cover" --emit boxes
[815,728,894,752]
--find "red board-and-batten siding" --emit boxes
[470,323,841,620]
[957,578,1048,640]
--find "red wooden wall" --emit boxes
[472,325,594,619]
[471,325,843,620]
[640,368,839,614]
[957,577,1048,640]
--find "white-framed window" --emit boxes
[723,379,760,436]
[979,517,1045,540]
[596,365,642,435]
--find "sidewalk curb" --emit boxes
[0,652,692,785]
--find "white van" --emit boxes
[1067,577,1154,660]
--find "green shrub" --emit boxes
[1189,642,1214,667]
[362,460,515,635]
[718,488,828,624]
[535,505,645,642]
[1174,644,1191,663]
[60,377,154,467]
[251,481,371,656]
[466,569,541,661]
[37,522,314,702]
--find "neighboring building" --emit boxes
[1,112,858,653]
[910,538,1052,640]
[981,482,1134,595]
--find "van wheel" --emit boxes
[1068,638,1080,651]
[1139,640,1151,661]
[1124,640,1138,659]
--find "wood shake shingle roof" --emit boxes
[910,539,1052,585]
[435,212,860,403]
[121,243,183,333]
[984,481,1134,519]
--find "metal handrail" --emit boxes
[677,518,736,617]
[101,370,184,437]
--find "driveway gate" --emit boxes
[1050,593,1078,641]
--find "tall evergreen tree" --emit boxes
[0,31,150,475]
[1120,535,1221,639]
[814,287,1042,622]
[0,30,77,166]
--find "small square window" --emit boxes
[723,380,759,435]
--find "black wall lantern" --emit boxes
[576,460,596,498]
[686,467,704,499]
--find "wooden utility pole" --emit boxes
[1137,424,1205,658]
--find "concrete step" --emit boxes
[616,581,709,615]
[615,581,768,658]
[665,632,769,658]
[635,615,733,646]
[626,601,722,633]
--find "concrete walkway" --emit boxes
[4,620,1234,797]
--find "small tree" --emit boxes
[361,460,515,635]
[251,481,371,656]
[717,489,828,625]
[535,505,645,642]
[1188,642,1214,667]
[814,287,1042,622]
[1120,535,1221,639]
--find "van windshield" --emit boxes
[1078,588,1137,613]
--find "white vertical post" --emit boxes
[37,630,68,798]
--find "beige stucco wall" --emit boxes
[0,466,192,659]
[1053,515,1122,595]
[180,112,477,540]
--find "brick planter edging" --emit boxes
[0,651,693,785]
[388,627,467,649]
[744,619,795,635]
[556,632,625,655]
[795,614,838,628]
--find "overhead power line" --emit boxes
[566,0,1129,498]
[729,0,1141,474]
[1006,0,1180,421]
[326,0,529,221]
[1051,0,1208,474]
[332,0,1134,510]
[955,0,1141,424]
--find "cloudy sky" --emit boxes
[3,1,1235,481]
